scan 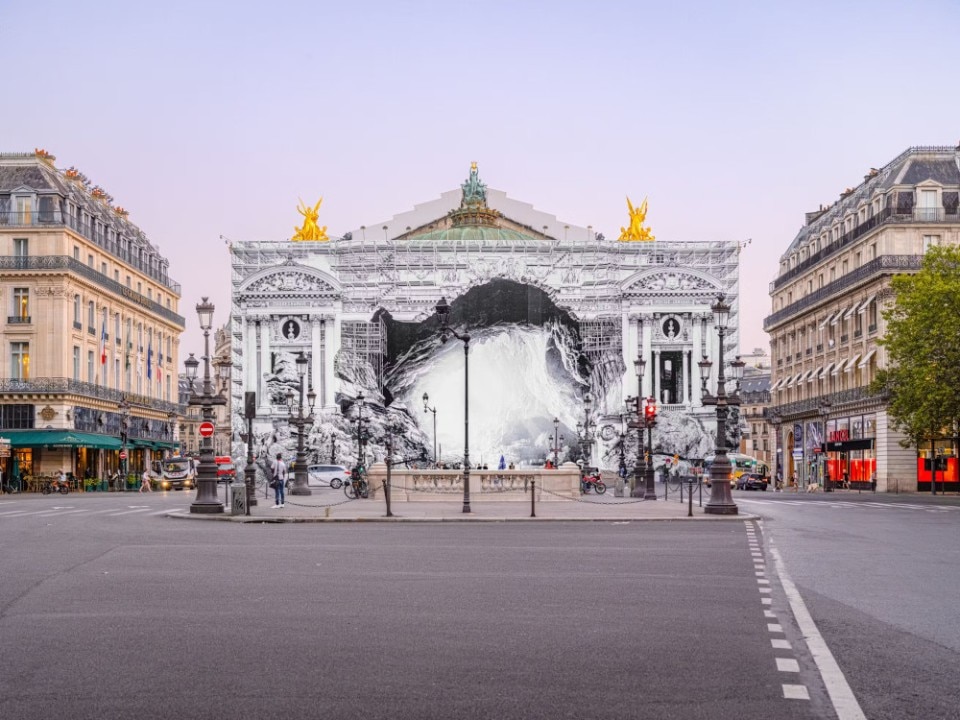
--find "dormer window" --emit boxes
[918,188,939,221]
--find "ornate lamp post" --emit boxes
[354,391,367,469]
[819,399,832,492]
[550,417,564,467]
[285,351,315,496]
[641,396,658,500]
[697,293,743,515]
[434,296,471,513]
[768,411,781,487]
[185,297,226,514]
[118,395,131,481]
[329,436,337,464]
[576,393,596,469]
[242,391,257,510]
[422,392,438,465]
[631,359,648,498]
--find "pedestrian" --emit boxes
[139,467,152,493]
[271,453,287,509]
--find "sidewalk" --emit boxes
[167,489,753,523]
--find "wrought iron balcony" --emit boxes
[0,256,185,327]
[7,316,31,324]
[0,210,181,294]
[765,255,922,331]
[0,376,185,415]
[770,205,958,292]
[769,385,887,420]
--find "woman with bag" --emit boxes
[270,453,287,509]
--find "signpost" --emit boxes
[119,450,128,460]
[198,422,215,438]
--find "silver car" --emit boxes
[308,464,350,489]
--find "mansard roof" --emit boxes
[783,145,960,257]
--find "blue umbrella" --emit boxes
[498,455,506,470]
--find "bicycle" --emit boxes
[41,478,70,495]
[344,476,369,499]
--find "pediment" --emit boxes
[239,262,340,297]
[623,269,721,295]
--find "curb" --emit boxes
[164,511,758,524]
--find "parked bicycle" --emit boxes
[344,469,369,499]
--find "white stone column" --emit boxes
[245,316,256,398]
[653,349,661,404]
[681,348,690,406]
[258,318,271,412]
[691,317,703,407]
[311,316,322,401]
[621,311,632,406]
[326,313,341,409]
[641,316,652,398]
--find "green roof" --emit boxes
[407,226,544,244]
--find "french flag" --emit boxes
[99,311,107,366]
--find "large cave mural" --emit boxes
[230,164,743,481]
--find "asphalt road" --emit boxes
[735,490,960,720]
[3,490,956,719]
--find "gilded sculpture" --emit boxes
[292,198,329,242]
[619,196,655,242]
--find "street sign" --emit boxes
[119,450,128,460]
[0,437,10,458]
[198,422,215,438]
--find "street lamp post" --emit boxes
[631,358,648,498]
[642,396,658,500]
[434,296,471,513]
[818,399,832,492]
[243,391,257,510]
[329,436,337,464]
[285,351,315,496]
[185,297,226,514]
[118,395,131,483]
[354,391,367,469]
[698,293,743,515]
[550,417,564,467]
[422,392,438,465]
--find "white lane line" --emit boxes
[757,578,770,585]
[772,639,792,649]
[776,658,800,673]
[106,508,154,516]
[764,610,776,618]
[783,685,810,700]
[770,546,867,720]
[767,623,783,633]
[33,508,95,518]
[759,587,772,594]
[151,508,187,515]
[761,598,772,605]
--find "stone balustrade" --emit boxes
[365,461,581,502]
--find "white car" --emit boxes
[308,464,350,489]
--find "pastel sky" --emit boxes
[3,0,958,360]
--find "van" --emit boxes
[215,456,236,482]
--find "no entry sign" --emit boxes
[198,422,215,438]
[119,450,128,460]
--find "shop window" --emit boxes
[0,404,35,429]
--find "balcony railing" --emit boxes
[771,205,959,292]
[769,385,887,420]
[0,377,185,415]
[0,210,181,294]
[0,256,185,327]
[7,316,31,324]
[764,255,923,331]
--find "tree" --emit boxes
[873,245,960,450]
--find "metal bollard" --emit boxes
[530,479,536,518]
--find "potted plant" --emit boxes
[84,477,98,492]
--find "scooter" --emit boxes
[580,473,606,495]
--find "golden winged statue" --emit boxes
[618,196,655,242]
[292,198,329,242]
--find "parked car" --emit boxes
[308,464,350,489]
[737,473,769,491]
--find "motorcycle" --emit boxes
[580,473,606,495]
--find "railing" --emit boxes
[769,386,887,420]
[770,205,959,291]
[0,256,185,327]
[7,316,30,324]
[0,377,185,415]
[764,255,922,330]
[0,210,181,294]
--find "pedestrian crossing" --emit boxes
[0,502,187,521]
[738,498,960,513]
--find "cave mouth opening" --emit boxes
[380,280,591,467]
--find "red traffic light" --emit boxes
[644,400,657,421]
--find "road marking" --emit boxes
[759,587,772,594]
[761,598,772,605]
[764,610,776,618]
[776,658,800,672]
[772,639,791,649]
[767,623,783,633]
[106,508,154,516]
[770,546,867,720]
[783,684,810,700]
[757,578,770,585]
[33,508,95,518]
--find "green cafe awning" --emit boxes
[0,429,123,450]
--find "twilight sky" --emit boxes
[3,0,958,360]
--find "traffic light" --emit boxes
[644,399,657,423]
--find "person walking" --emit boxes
[139,467,153,493]
[271,453,287,509]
